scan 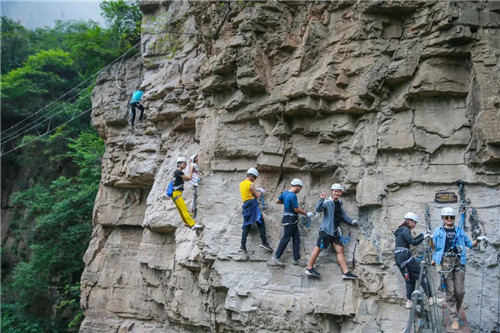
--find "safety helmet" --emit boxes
[176,157,187,164]
[404,212,419,223]
[441,207,455,217]
[247,167,259,177]
[291,179,303,187]
[331,183,343,191]
[190,154,198,161]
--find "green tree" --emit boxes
[1,130,104,332]
[1,49,78,128]
[1,1,141,330]
[100,0,142,48]
[0,17,33,74]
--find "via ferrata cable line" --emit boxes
[2,107,94,156]
[1,41,141,156]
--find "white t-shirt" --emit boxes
[190,163,200,186]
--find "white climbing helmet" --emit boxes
[247,167,259,177]
[441,207,455,217]
[331,183,343,191]
[291,179,303,187]
[190,154,198,161]
[404,212,419,223]
[176,156,187,164]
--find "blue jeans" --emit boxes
[275,224,300,260]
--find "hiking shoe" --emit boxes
[293,259,306,267]
[260,243,273,252]
[405,300,413,309]
[239,247,247,253]
[272,256,285,266]
[305,268,320,277]
[342,271,358,280]
[451,320,459,330]
[191,223,205,230]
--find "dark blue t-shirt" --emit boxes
[444,227,457,253]
[278,191,299,214]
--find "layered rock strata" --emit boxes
[82,1,500,332]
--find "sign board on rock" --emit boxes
[434,192,458,203]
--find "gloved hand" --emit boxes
[306,212,315,218]
[257,187,266,195]
[476,235,489,242]
[351,219,358,226]
[423,233,432,239]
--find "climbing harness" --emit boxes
[479,237,489,330]
[337,226,351,245]
[299,215,311,229]
[469,208,484,242]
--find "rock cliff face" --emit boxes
[82,1,500,332]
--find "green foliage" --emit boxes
[1,1,140,330]
[100,0,142,48]
[1,17,33,74]
[2,130,103,332]
[1,49,78,127]
[1,302,60,333]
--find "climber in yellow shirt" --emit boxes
[239,168,272,253]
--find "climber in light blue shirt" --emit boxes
[129,90,144,127]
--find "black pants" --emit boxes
[396,253,432,299]
[275,224,300,260]
[130,102,144,126]
[241,222,269,250]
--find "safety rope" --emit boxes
[2,41,142,156]
[2,88,93,142]
[425,231,442,332]
[450,181,467,251]
[299,215,311,229]
[2,41,141,141]
[152,129,169,151]
[479,240,489,330]
[1,107,94,156]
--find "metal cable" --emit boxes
[4,41,141,138]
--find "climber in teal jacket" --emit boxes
[129,90,144,127]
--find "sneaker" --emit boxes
[260,243,273,252]
[451,320,459,330]
[293,259,306,267]
[405,300,413,309]
[239,246,247,253]
[273,256,285,266]
[191,223,205,230]
[305,268,321,277]
[342,271,358,280]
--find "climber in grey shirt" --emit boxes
[305,183,358,279]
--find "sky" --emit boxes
[1,0,106,29]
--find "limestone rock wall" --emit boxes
[82,1,500,332]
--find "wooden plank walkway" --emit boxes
[442,303,472,333]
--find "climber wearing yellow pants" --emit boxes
[172,157,204,230]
